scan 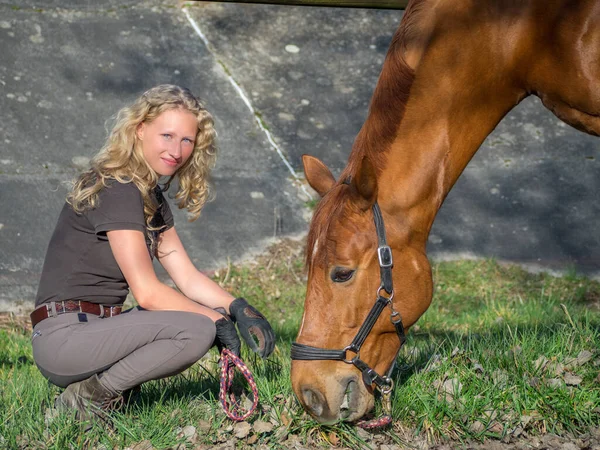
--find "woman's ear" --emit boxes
[136,122,145,141]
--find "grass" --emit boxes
[1,241,599,449]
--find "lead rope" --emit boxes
[356,384,393,429]
[218,349,259,421]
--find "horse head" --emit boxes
[291,154,433,424]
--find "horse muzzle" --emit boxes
[291,361,374,423]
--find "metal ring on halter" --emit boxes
[342,345,360,364]
[377,285,394,301]
[380,377,394,395]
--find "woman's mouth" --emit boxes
[161,157,178,167]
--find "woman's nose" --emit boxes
[168,142,182,159]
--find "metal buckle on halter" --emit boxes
[377,245,393,268]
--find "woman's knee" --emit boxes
[177,314,216,362]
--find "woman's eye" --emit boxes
[162,134,172,140]
[331,267,355,283]
[183,138,194,144]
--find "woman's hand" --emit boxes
[229,298,275,358]
[214,316,242,357]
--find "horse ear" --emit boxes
[302,155,336,197]
[352,155,378,208]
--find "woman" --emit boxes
[31,84,275,423]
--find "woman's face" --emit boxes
[136,108,198,177]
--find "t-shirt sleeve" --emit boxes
[86,182,146,235]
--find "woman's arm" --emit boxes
[107,229,224,321]
[155,227,235,313]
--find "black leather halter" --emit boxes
[291,202,406,391]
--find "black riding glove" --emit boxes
[214,316,242,358]
[229,297,275,358]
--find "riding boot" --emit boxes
[54,374,124,423]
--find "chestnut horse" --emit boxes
[290,0,600,424]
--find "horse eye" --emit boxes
[331,267,355,283]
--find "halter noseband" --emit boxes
[291,202,406,392]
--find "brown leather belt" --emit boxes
[30,300,123,328]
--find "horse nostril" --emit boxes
[302,388,324,417]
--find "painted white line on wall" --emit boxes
[182,7,313,201]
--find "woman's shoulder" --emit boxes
[93,179,144,214]
[99,179,143,201]
[86,179,146,228]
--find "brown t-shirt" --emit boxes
[35,181,174,307]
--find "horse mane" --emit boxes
[306,0,423,268]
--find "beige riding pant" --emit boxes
[31,306,216,392]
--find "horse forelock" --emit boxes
[305,184,351,269]
[306,181,377,271]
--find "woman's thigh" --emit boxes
[32,308,215,384]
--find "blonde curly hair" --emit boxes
[68,85,217,228]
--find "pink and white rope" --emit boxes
[218,349,259,421]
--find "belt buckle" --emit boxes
[99,304,105,318]
[46,302,57,318]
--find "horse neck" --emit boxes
[339,0,552,250]
[356,62,527,250]
[385,87,526,247]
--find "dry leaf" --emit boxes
[548,361,565,376]
[280,412,292,426]
[247,434,258,445]
[356,427,371,441]
[130,440,154,450]
[483,410,498,421]
[488,421,504,434]
[469,421,485,433]
[442,378,462,398]
[520,415,533,427]
[181,425,197,443]
[564,372,583,386]
[534,355,549,371]
[546,378,564,389]
[233,421,252,439]
[328,431,340,446]
[197,420,211,433]
[576,350,594,366]
[491,369,509,387]
[253,420,274,434]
